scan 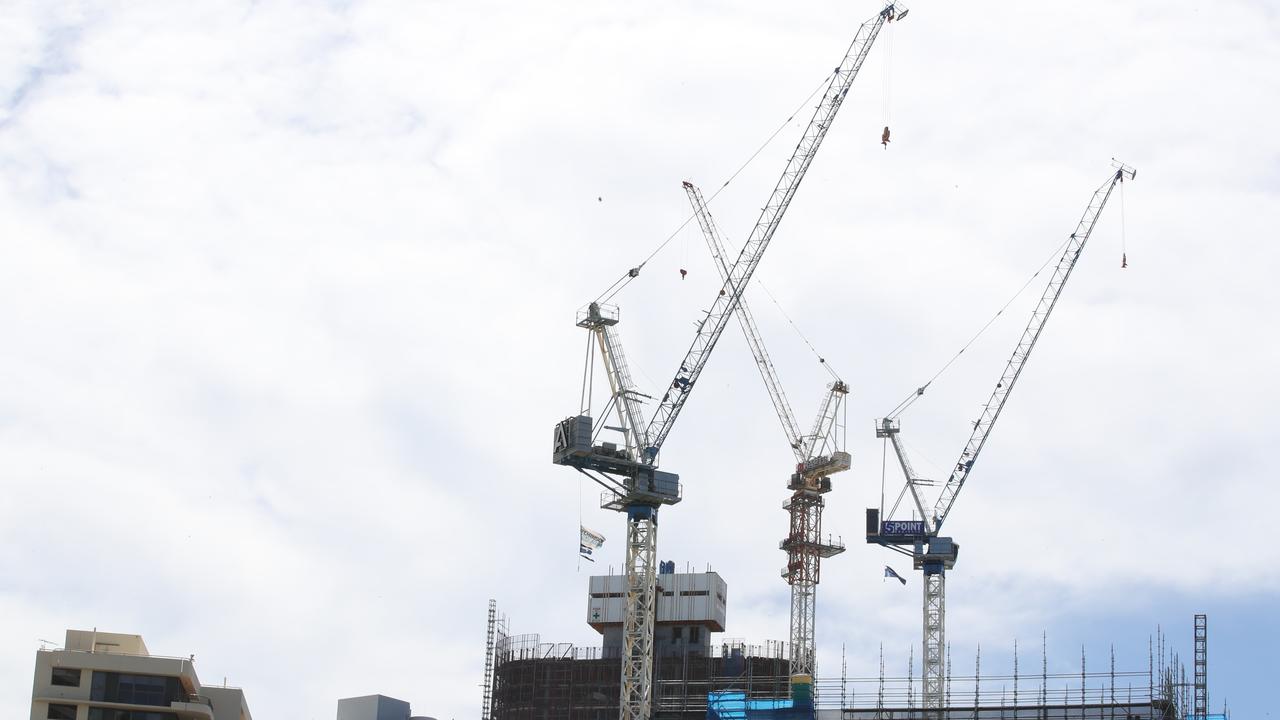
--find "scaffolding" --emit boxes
[1192,616,1206,720]
[490,634,1199,720]
[492,639,791,720]
[485,600,500,720]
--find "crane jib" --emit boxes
[641,5,898,459]
[928,164,1136,530]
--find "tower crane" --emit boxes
[683,180,849,678]
[865,162,1136,718]
[553,6,905,719]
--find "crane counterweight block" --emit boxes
[915,537,958,574]
[553,414,682,507]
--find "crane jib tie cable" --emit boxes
[886,234,1074,421]
[595,69,837,306]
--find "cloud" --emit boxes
[1,1,1277,719]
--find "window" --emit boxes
[678,590,709,597]
[90,672,181,707]
[671,627,684,641]
[52,667,82,687]
[48,704,77,720]
[88,710,178,720]
[689,627,701,643]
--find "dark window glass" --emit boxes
[88,710,177,720]
[119,675,167,706]
[89,672,181,707]
[52,667,82,687]
[48,704,77,720]
[671,627,683,641]
[89,672,110,702]
[689,627,701,643]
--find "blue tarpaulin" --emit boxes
[707,691,814,720]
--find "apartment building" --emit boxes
[30,629,252,720]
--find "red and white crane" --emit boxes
[684,179,849,678]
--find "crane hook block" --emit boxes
[680,268,687,279]
[628,267,640,278]
[882,126,891,148]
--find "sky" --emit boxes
[1,1,1278,719]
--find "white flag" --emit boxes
[580,526,605,561]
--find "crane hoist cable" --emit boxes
[881,18,894,145]
[594,70,836,306]
[1120,173,1128,268]
[885,233,1075,421]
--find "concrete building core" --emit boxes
[588,566,726,658]
[30,629,252,720]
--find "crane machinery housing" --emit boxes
[683,179,849,678]
[866,162,1137,720]
[553,5,906,720]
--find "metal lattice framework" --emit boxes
[869,163,1136,720]
[922,574,945,714]
[683,181,803,450]
[1193,614,1207,720]
[929,165,1136,531]
[640,3,902,458]
[683,180,851,678]
[782,491,841,676]
[483,600,498,720]
[621,512,658,720]
[555,7,907,719]
[596,321,651,457]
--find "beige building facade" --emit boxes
[30,629,252,720]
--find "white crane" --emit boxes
[866,162,1136,718]
[683,179,849,678]
[553,6,905,719]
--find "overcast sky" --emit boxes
[2,1,1278,719]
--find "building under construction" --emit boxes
[528,4,1213,720]
[481,571,1207,720]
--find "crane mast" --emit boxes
[555,7,903,720]
[868,163,1136,719]
[780,380,849,677]
[683,181,849,676]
